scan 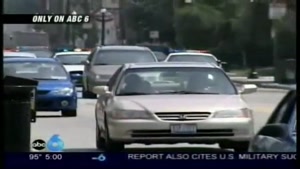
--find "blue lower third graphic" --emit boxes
[92,154,106,162]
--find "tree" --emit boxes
[174,3,223,49]
[125,0,175,43]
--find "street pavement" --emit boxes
[31,88,288,152]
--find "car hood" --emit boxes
[91,65,121,76]
[115,95,247,112]
[64,65,84,72]
[37,80,73,90]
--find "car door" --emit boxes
[249,90,296,152]
[83,48,97,89]
[96,66,124,123]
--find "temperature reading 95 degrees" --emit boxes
[29,154,43,160]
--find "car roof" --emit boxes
[168,52,215,57]
[54,51,91,56]
[3,52,37,57]
[4,58,57,63]
[98,45,150,51]
[124,62,219,69]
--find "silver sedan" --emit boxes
[93,62,257,152]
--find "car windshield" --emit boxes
[26,50,53,58]
[4,61,68,80]
[4,56,33,58]
[55,54,89,65]
[291,104,296,133]
[92,50,156,65]
[116,67,237,96]
[168,55,217,64]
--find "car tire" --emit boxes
[61,110,77,117]
[220,141,249,152]
[96,124,105,150]
[82,83,97,99]
[233,141,249,152]
[103,115,125,152]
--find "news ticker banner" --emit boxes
[3,14,91,24]
[5,153,296,169]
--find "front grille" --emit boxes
[155,112,211,121]
[131,129,234,137]
[36,100,53,107]
[37,90,50,95]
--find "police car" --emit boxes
[166,50,226,68]
[52,48,91,86]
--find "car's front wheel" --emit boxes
[62,110,77,117]
[96,125,106,150]
[219,141,249,152]
[82,82,97,98]
[82,90,96,98]
[98,117,125,152]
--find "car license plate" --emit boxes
[170,124,197,134]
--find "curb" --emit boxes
[258,84,295,90]
[231,79,274,85]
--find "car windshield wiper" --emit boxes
[158,91,220,94]
[117,92,154,96]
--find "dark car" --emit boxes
[248,87,296,152]
[82,45,158,98]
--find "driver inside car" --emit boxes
[121,74,154,94]
[186,73,217,93]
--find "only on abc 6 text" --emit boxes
[32,15,90,23]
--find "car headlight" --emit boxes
[51,88,74,96]
[95,75,101,80]
[109,109,151,119]
[213,108,252,118]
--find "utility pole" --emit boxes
[247,0,259,79]
[65,0,71,44]
[100,9,107,46]
[119,0,126,44]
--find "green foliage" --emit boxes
[274,14,296,59]
[125,0,174,43]
[174,4,223,48]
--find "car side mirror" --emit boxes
[93,86,111,95]
[258,123,290,139]
[239,84,257,94]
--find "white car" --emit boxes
[93,62,257,152]
[52,51,91,86]
[164,52,225,68]
[52,51,90,72]
[4,52,37,58]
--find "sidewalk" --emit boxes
[230,76,296,90]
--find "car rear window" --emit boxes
[92,50,156,65]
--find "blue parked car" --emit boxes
[248,87,296,152]
[4,58,78,117]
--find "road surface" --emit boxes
[31,88,288,152]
